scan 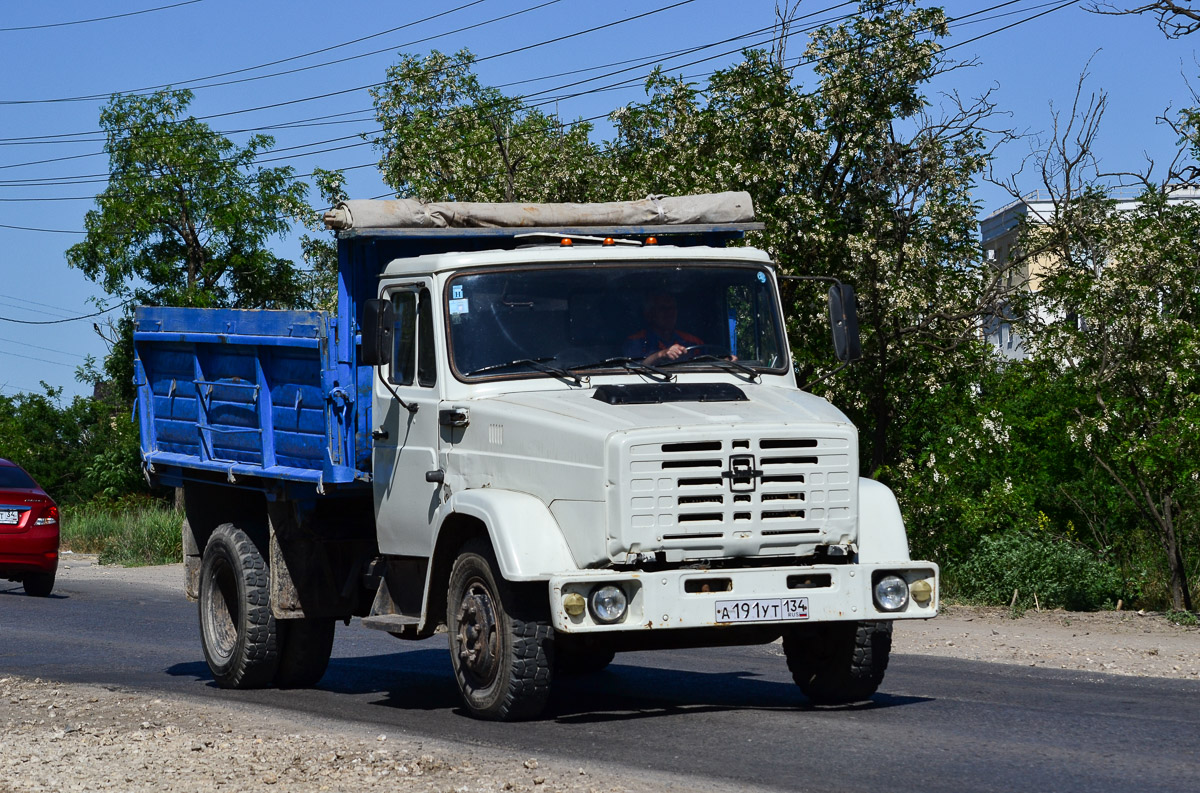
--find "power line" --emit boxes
[0,0,702,145]
[0,1,1072,211]
[0,0,565,105]
[0,0,204,33]
[0,302,130,325]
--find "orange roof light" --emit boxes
[603,237,616,246]
[560,238,573,246]
[645,236,658,245]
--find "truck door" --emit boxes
[371,281,443,557]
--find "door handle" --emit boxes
[425,469,445,483]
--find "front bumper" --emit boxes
[548,561,938,633]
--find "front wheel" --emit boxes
[446,540,553,720]
[198,523,279,689]
[782,621,892,705]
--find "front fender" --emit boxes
[856,478,911,563]
[440,489,577,581]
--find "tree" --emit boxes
[1007,84,1200,610]
[67,89,310,310]
[66,88,312,393]
[1088,1,1200,37]
[370,49,604,202]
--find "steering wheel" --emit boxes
[681,344,731,358]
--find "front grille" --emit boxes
[612,429,856,561]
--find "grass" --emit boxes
[60,501,183,567]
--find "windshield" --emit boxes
[446,263,787,380]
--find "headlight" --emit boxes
[589,585,628,624]
[873,574,909,612]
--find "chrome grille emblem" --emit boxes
[722,454,762,492]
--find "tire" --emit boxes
[555,639,615,675]
[275,618,336,688]
[446,539,553,721]
[198,523,279,689]
[782,621,892,705]
[23,571,55,598]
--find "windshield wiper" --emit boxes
[568,356,673,382]
[661,354,761,381]
[466,356,582,385]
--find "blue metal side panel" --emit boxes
[133,306,367,489]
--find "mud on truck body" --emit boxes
[134,192,938,720]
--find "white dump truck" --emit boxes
[134,192,938,720]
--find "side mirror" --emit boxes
[828,283,862,363]
[360,298,395,366]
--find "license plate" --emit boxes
[715,597,808,623]
[0,510,19,525]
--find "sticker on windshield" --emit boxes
[451,284,464,300]
[449,298,469,315]
[757,271,766,283]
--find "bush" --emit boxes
[60,499,182,567]
[946,530,1127,611]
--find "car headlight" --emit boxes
[589,585,628,624]
[873,574,909,612]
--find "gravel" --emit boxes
[1,555,1194,792]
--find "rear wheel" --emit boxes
[275,618,336,688]
[782,621,892,705]
[23,571,55,597]
[446,540,553,720]
[199,523,279,689]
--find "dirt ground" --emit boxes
[1,555,1196,793]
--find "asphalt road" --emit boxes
[3,574,1199,793]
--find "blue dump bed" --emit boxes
[133,306,369,492]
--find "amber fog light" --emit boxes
[910,579,933,606]
[562,592,586,618]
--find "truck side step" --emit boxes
[360,614,421,632]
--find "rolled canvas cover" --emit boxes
[323,192,755,230]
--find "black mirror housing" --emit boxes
[360,298,395,366]
[828,283,862,363]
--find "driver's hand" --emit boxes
[647,343,687,365]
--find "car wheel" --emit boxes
[274,618,336,688]
[23,571,55,597]
[198,523,279,689]
[446,539,553,720]
[782,621,892,705]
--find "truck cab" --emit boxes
[134,193,938,720]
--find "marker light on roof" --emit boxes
[603,237,615,246]
[560,238,573,247]
[645,236,658,245]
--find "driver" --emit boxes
[623,293,704,366]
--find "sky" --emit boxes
[0,0,1195,400]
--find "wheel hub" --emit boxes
[456,581,499,681]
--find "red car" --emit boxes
[0,458,59,597]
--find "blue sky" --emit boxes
[0,0,1194,399]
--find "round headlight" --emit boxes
[873,575,909,612]
[589,585,628,624]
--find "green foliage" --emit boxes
[370,49,603,202]
[0,384,140,505]
[65,89,313,396]
[1015,184,1200,611]
[947,528,1128,612]
[67,89,310,310]
[60,499,182,567]
[1165,610,1199,627]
